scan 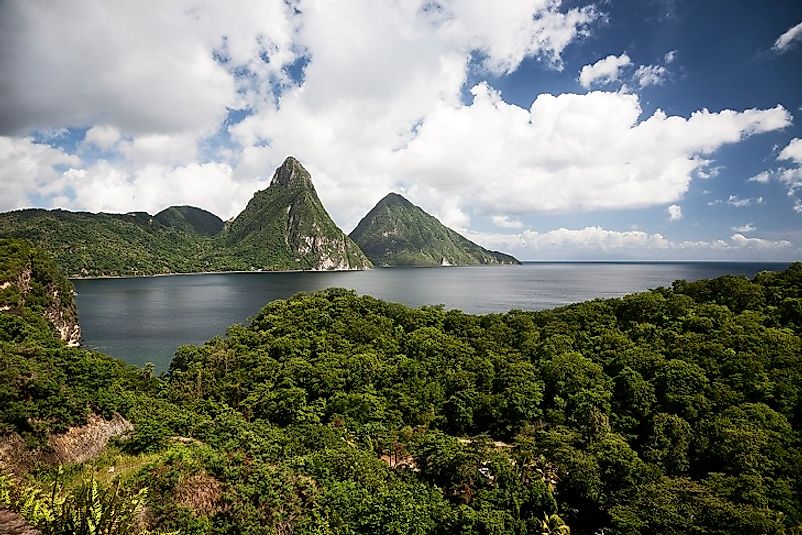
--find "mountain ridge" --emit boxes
[0,158,521,275]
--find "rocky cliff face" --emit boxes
[0,413,132,476]
[221,157,373,271]
[0,239,81,345]
[43,283,81,346]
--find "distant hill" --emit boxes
[0,208,211,276]
[350,192,519,267]
[0,157,371,276]
[154,205,224,236]
[215,156,372,271]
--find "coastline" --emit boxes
[68,267,371,281]
[67,262,524,280]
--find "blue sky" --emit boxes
[1,0,801,260]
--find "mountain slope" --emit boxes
[350,193,519,267]
[154,205,224,236]
[0,209,212,277]
[218,156,372,270]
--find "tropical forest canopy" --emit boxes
[1,237,801,534]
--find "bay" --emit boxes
[73,262,789,371]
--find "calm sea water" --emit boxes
[73,262,789,371]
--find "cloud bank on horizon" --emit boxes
[1,0,801,260]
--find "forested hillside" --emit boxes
[1,238,801,534]
[350,193,519,266]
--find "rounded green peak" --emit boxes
[379,192,413,207]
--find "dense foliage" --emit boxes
[350,192,519,266]
[154,206,224,237]
[0,209,219,277]
[1,238,801,534]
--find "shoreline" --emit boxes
[69,267,371,281]
[67,259,793,281]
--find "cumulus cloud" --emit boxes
[0,0,297,136]
[59,161,262,219]
[730,233,792,250]
[0,137,81,212]
[773,21,802,53]
[579,50,675,90]
[748,170,771,183]
[740,140,802,213]
[438,1,599,73]
[388,88,789,225]
[779,137,802,164]
[464,225,794,260]
[492,215,524,229]
[578,53,631,88]
[727,195,764,207]
[0,0,797,259]
[697,165,723,179]
[634,64,668,87]
[83,125,122,151]
[0,137,261,219]
[667,204,682,221]
[778,137,802,212]
[731,223,756,233]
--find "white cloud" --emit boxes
[492,215,524,229]
[578,53,631,88]
[731,223,756,233]
[580,50,675,90]
[777,137,802,212]
[748,170,771,183]
[464,225,793,260]
[83,125,122,151]
[388,89,789,225]
[117,133,200,167]
[0,137,81,212]
[667,204,682,221]
[0,0,298,136]
[696,165,722,179]
[0,0,797,258]
[60,161,262,220]
[438,1,599,73]
[730,233,792,250]
[779,137,802,164]
[634,64,668,87]
[727,195,764,207]
[773,21,802,53]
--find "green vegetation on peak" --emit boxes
[218,156,372,271]
[154,205,224,236]
[350,192,520,267]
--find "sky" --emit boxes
[1,0,801,261]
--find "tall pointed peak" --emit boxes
[270,156,313,188]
